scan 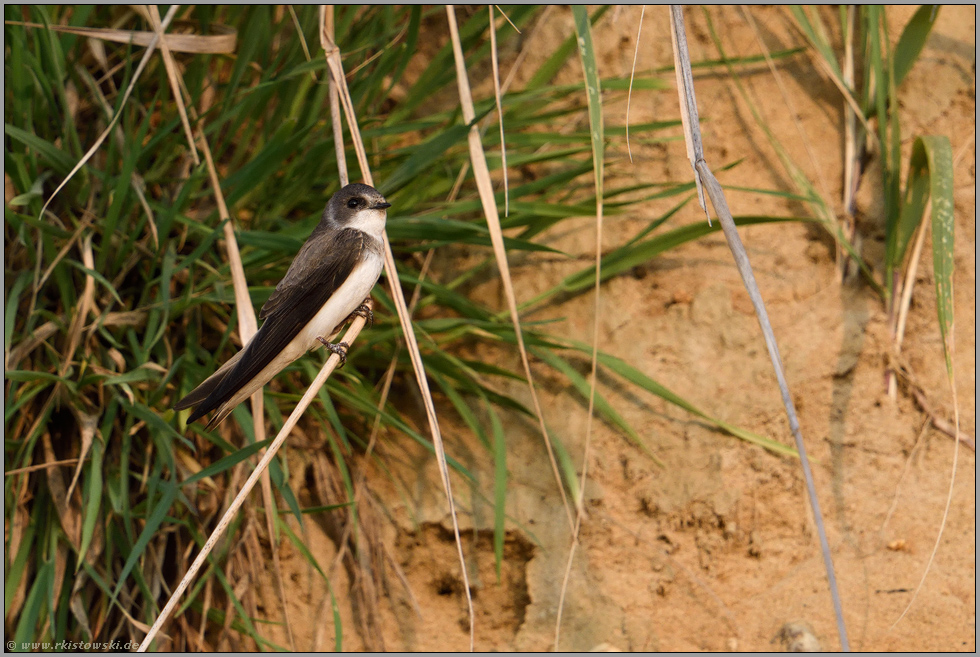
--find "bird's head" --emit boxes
[324,183,390,237]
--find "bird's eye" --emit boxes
[347,198,360,209]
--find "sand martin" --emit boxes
[175,183,389,429]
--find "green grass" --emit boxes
[5,5,813,650]
[699,5,954,388]
[789,6,954,351]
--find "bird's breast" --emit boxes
[297,250,384,350]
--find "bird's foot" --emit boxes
[317,338,350,367]
[345,300,374,328]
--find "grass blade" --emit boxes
[556,8,606,649]
[892,134,959,627]
[893,6,940,88]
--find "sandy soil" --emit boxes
[252,6,974,652]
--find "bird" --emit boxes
[174,183,389,430]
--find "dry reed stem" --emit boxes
[699,160,852,649]
[4,458,80,476]
[671,12,707,217]
[321,6,475,648]
[842,5,860,217]
[446,5,574,537]
[319,4,386,633]
[670,5,850,650]
[197,564,213,645]
[325,6,348,187]
[5,19,237,53]
[626,5,645,163]
[488,6,510,216]
[894,204,931,351]
[137,310,372,651]
[841,5,861,282]
[493,5,520,33]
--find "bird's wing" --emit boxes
[186,228,368,420]
[260,225,341,320]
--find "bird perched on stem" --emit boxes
[175,183,389,429]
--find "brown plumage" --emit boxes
[174,183,389,429]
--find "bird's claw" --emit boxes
[345,300,374,328]
[317,338,350,367]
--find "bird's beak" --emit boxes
[373,201,391,210]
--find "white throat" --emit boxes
[345,208,387,239]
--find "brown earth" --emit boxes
[254,6,975,652]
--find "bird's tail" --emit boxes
[174,348,245,423]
